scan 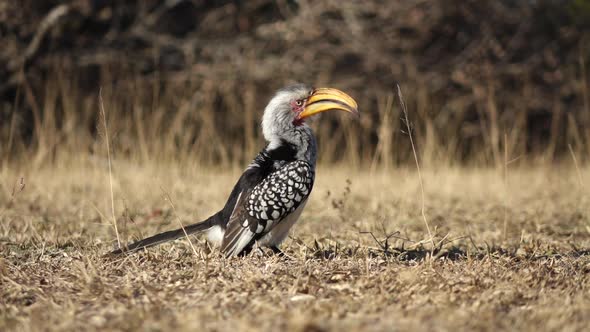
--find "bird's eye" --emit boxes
[295,100,303,106]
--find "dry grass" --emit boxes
[1,160,589,331]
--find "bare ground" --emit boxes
[1,162,589,331]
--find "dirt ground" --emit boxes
[1,162,589,331]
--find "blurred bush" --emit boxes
[1,0,589,166]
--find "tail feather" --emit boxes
[108,214,218,255]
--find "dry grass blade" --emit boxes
[98,88,120,249]
[160,187,200,258]
[396,84,435,254]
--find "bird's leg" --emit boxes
[252,244,281,258]
[270,246,294,261]
[270,246,285,256]
[238,244,254,257]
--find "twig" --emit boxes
[396,85,435,253]
[99,88,121,249]
[160,187,200,258]
[359,229,408,254]
[359,231,387,252]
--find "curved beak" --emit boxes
[298,88,359,120]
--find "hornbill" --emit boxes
[110,83,358,257]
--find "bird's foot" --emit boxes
[270,246,294,261]
[252,246,294,260]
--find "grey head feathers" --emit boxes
[262,83,317,164]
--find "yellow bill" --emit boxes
[298,88,359,120]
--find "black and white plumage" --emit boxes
[109,83,358,257]
[221,160,314,256]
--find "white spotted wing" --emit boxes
[220,160,314,257]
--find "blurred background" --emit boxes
[1,0,590,168]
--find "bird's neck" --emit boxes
[267,126,317,165]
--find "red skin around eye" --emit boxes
[290,100,305,113]
[291,100,306,126]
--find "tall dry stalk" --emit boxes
[98,88,121,249]
[397,85,435,251]
[503,132,509,241]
